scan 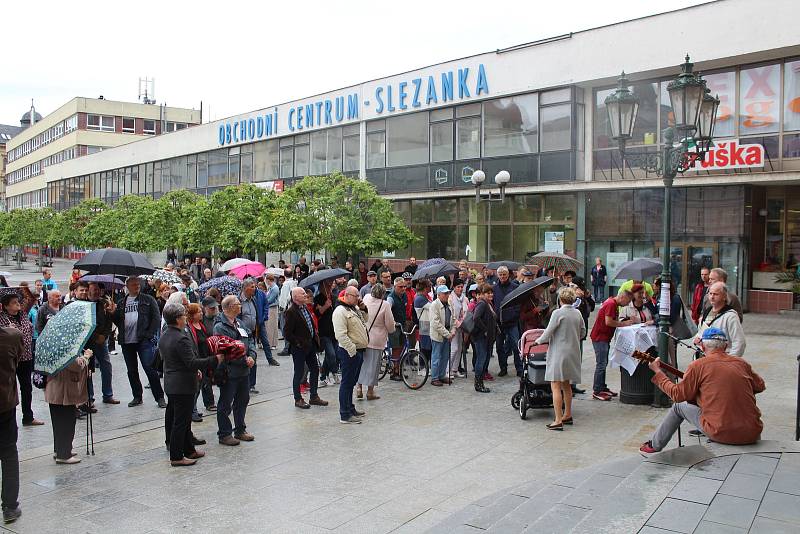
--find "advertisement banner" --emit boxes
[544,231,564,254]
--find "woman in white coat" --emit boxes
[357,284,395,400]
[534,286,586,431]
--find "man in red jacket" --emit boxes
[690,267,710,324]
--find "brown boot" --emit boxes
[309,396,328,406]
[295,399,310,409]
[170,458,197,467]
[356,385,363,399]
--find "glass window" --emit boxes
[228,155,240,184]
[740,63,780,135]
[130,165,139,194]
[366,120,385,132]
[411,199,433,223]
[456,117,480,159]
[784,133,800,158]
[143,120,156,134]
[430,108,453,121]
[253,140,279,181]
[629,82,658,146]
[540,104,571,151]
[310,130,327,175]
[280,136,294,147]
[387,113,429,166]
[327,127,343,173]
[344,134,360,172]
[489,225,513,261]
[456,103,481,118]
[483,93,539,157]
[122,117,135,133]
[544,194,575,221]
[433,199,457,222]
[240,153,253,183]
[430,122,453,162]
[514,195,542,222]
[427,225,459,259]
[513,226,538,262]
[170,156,189,190]
[784,58,800,131]
[280,147,293,178]
[343,124,359,136]
[294,143,309,177]
[197,154,208,188]
[702,71,736,138]
[541,88,571,105]
[366,131,385,169]
[208,149,228,186]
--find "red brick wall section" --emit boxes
[747,289,794,313]
[135,118,144,135]
[77,112,87,130]
[114,116,123,133]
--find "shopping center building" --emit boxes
[5,0,800,311]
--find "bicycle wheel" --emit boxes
[378,349,390,381]
[400,349,429,390]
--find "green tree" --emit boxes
[204,184,278,255]
[155,190,204,255]
[268,174,416,258]
[29,207,58,266]
[59,199,110,249]
[113,195,163,252]
[4,209,37,268]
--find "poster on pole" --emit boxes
[544,231,564,254]
[606,252,629,287]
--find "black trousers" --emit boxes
[165,393,195,461]
[49,404,77,460]
[15,360,34,423]
[291,346,319,401]
[0,410,19,512]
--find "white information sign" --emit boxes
[659,282,671,316]
[606,252,630,287]
[543,231,564,254]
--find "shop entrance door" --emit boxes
[654,242,717,301]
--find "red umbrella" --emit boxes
[229,261,266,280]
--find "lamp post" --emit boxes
[605,55,719,407]
[471,170,510,262]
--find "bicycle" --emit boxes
[379,324,429,389]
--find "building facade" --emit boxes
[0,123,24,208]
[7,0,800,310]
[4,97,201,209]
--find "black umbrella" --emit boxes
[500,276,555,310]
[614,258,662,281]
[74,248,156,276]
[299,268,351,289]
[486,260,521,271]
[411,262,460,281]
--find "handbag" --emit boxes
[671,296,698,340]
[460,310,476,334]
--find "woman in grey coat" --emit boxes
[534,287,586,431]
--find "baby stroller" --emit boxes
[511,328,553,419]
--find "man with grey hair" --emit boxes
[283,287,327,409]
[640,327,764,454]
[695,281,745,356]
[238,279,262,395]
[492,266,521,377]
[213,295,255,446]
[702,268,743,322]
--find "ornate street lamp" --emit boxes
[472,169,511,261]
[605,55,719,407]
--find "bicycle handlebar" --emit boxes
[395,322,418,336]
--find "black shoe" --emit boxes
[157,398,168,409]
[688,429,706,437]
[250,388,260,395]
[191,435,206,446]
[128,398,143,407]
[3,507,21,524]
[474,379,490,393]
[571,385,586,394]
[389,374,402,381]
[351,408,365,417]
[277,350,290,356]
[78,403,97,414]
[192,413,203,422]
[498,369,508,377]
[268,358,280,366]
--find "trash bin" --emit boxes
[620,361,655,405]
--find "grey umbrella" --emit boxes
[614,258,663,281]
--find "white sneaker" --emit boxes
[456,371,466,378]
[109,350,118,355]
[55,456,81,464]
[333,373,341,384]
[318,379,328,388]
[340,416,362,424]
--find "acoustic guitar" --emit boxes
[631,350,684,379]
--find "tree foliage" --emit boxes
[2,176,416,258]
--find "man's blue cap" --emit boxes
[701,327,727,341]
[436,285,451,294]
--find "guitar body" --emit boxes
[631,350,684,379]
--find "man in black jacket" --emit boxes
[213,295,256,446]
[0,327,23,524]
[160,303,222,467]
[284,287,327,409]
[113,277,166,408]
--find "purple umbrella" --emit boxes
[79,274,126,289]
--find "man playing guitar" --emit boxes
[639,327,765,454]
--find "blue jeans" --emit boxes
[87,340,113,401]
[431,338,451,380]
[251,331,267,388]
[122,340,163,401]
[336,346,363,420]
[592,341,610,393]
[496,324,522,374]
[216,375,249,439]
[257,322,273,360]
[320,336,339,378]
[593,284,605,302]
[473,336,489,377]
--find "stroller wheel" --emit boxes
[511,391,522,410]
[519,390,528,420]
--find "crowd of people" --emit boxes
[0,257,766,524]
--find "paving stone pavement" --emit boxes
[2,256,799,533]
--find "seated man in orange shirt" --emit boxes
[640,327,765,454]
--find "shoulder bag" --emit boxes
[671,296,699,340]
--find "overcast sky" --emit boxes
[2,0,709,126]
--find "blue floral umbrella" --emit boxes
[418,257,449,269]
[34,300,96,376]
[197,276,243,298]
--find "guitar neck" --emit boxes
[632,351,684,378]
